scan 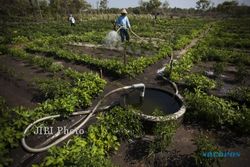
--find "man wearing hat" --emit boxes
[115,9,131,42]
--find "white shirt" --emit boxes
[69,16,75,24]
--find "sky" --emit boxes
[86,0,250,9]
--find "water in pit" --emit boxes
[121,88,182,116]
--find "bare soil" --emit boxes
[191,61,250,97]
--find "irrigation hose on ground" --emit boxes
[21,83,145,153]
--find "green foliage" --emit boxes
[140,0,162,12]
[8,48,64,73]
[228,86,250,104]
[148,110,177,153]
[35,78,71,99]
[213,62,225,77]
[199,47,250,65]
[64,68,107,97]
[236,63,248,83]
[35,68,106,113]
[238,106,250,134]
[43,95,79,115]
[48,62,64,73]
[174,35,190,50]
[193,134,221,167]
[150,121,177,153]
[184,89,241,128]
[12,36,29,44]
[97,106,142,139]
[27,41,172,77]
[39,106,142,167]
[184,74,216,91]
[39,136,114,167]
[165,50,196,82]
[0,101,46,166]
[0,65,106,165]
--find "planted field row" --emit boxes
[0,53,106,166]
[26,42,172,77]
[19,19,211,78]
[164,20,250,135]
[205,19,250,50]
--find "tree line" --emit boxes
[0,0,250,19]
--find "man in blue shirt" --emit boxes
[116,9,131,42]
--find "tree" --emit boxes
[138,0,147,12]
[99,0,108,10]
[196,0,211,11]
[139,0,161,12]
[148,0,162,12]
[217,0,239,14]
[162,0,169,9]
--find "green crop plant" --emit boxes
[149,109,177,153]
[35,78,71,99]
[0,63,106,165]
[174,35,191,50]
[238,106,250,134]
[193,134,221,167]
[27,39,172,77]
[40,95,79,116]
[165,49,196,82]
[227,86,250,104]
[7,47,64,73]
[37,136,115,167]
[236,63,248,83]
[213,62,226,78]
[97,106,142,139]
[184,74,216,91]
[184,89,241,129]
[0,100,46,166]
[12,36,29,44]
[149,121,177,153]
[38,106,142,167]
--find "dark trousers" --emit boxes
[120,29,130,42]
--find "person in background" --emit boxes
[69,14,76,26]
[115,9,131,42]
[154,12,160,20]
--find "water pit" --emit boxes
[120,88,186,122]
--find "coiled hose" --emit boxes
[21,83,145,153]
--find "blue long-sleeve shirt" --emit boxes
[116,15,131,29]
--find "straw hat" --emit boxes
[121,9,127,14]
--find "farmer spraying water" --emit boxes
[115,9,131,42]
[104,9,143,47]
